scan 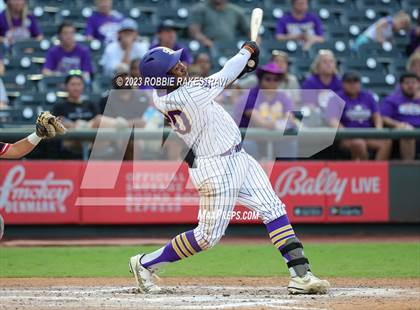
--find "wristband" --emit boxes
[27,132,42,145]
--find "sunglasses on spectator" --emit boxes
[262,76,281,82]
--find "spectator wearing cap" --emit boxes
[328,72,391,160]
[100,18,149,77]
[353,11,411,52]
[0,0,43,45]
[271,50,300,103]
[381,72,420,160]
[275,0,324,51]
[85,0,125,44]
[42,22,93,81]
[234,62,297,158]
[189,0,248,48]
[150,20,192,64]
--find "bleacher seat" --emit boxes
[355,0,400,16]
[57,9,87,27]
[39,23,59,38]
[401,0,419,12]
[360,71,396,89]
[262,40,306,59]
[92,76,112,95]
[231,0,266,9]
[341,57,386,74]
[4,57,40,75]
[38,75,66,93]
[13,91,46,107]
[2,73,35,92]
[341,10,373,37]
[358,42,403,63]
[309,41,350,58]
[388,59,407,77]
[289,57,312,80]
[12,40,50,58]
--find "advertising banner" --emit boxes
[0,161,389,224]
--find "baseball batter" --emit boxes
[129,42,330,294]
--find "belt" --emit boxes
[186,142,243,169]
[220,142,243,157]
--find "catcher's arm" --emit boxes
[0,138,39,159]
[0,112,67,159]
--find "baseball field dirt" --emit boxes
[1,238,419,309]
[1,277,419,310]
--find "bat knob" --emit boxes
[247,59,256,68]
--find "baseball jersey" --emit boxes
[153,48,251,157]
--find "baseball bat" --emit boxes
[247,8,263,68]
[250,8,263,41]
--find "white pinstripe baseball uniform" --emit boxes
[152,48,287,249]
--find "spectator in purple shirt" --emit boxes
[301,50,342,126]
[85,0,124,44]
[0,0,42,45]
[150,20,192,65]
[234,62,297,158]
[43,22,93,81]
[328,72,391,160]
[275,0,324,51]
[302,50,342,92]
[381,72,420,160]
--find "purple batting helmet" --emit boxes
[140,47,183,87]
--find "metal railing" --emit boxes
[1,127,419,160]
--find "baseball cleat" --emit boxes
[129,254,161,293]
[287,272,330,295]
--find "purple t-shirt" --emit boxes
[149,42,192,64]
[337,90,379,128]
[380,89,420,127]
[276,12,324,36]
[85,10,124,43]
[43,44,93,74]
[302,74,342,92]
[234,86,293,128]
[0,10,42,41]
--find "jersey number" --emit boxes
[164,109,192,134]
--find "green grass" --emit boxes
[0,243,419,278]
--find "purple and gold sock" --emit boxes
[266,215,310,277]
[140,230,202,270]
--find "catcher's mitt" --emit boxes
[36,111,67,138]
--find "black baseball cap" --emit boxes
[157,19,179,32]
[342,71,361,82]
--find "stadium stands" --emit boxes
[0,0,418,140]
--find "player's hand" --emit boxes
[238,41,260,79]
[241,40,259,57]
[36,111,67,138]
